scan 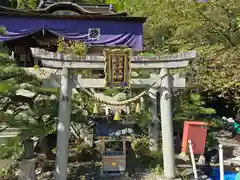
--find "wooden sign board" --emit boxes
[104,48,131,88]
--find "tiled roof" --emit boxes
[0,2,145,22]
[37,1,128,16]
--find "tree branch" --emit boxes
[226,0,238,9]
[197,11,235,46]
[220,5,233,33]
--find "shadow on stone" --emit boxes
[223,146,235,159]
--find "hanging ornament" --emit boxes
[114,111,121,121]
[135,102,141,114]
[33,64,40,70]
[93,103,99,114]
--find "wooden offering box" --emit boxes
[93,120,135,175]
[101,138,126,173]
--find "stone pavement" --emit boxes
[216,130,240,166]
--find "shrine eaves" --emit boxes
[0,1,146,51]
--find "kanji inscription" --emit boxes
[104,48,131,88]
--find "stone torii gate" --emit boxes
[31,48,196,180]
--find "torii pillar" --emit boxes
[148,69,176,178]
[160,68,176,178]
[55,68,72,180]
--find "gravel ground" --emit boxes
[215,130,240,166]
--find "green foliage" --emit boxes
[73,90,94,116]
[57,38,86,56]
[0,26,6,35]
[105,0,125,12]
[206,132,218,149]
[0,52,93,159]
[129,136,163,168]
[173,93,216,122]
[16,0,37,9]
[131,136,150,159]
[118,0,240,101]
[0,137,23,159]
[0,61,56,138]
[148,151,163,169]
[75,143,95,161]
[150,164,163,176]
[0,164,18,180]
[103,88,121,96]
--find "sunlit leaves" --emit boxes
[173,93,216,121]
[121,0,240,100]
[16,0,37,9]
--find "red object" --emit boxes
[181,121,208,155]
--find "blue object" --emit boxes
[95,124,134,137]
[103,151,124,156]
[235,173,240,180]
[210,168,236,180]
[234,122,240,134]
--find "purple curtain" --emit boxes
[0,17,143,50]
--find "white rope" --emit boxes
[29,67,166,106]
[73,77,165,106]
